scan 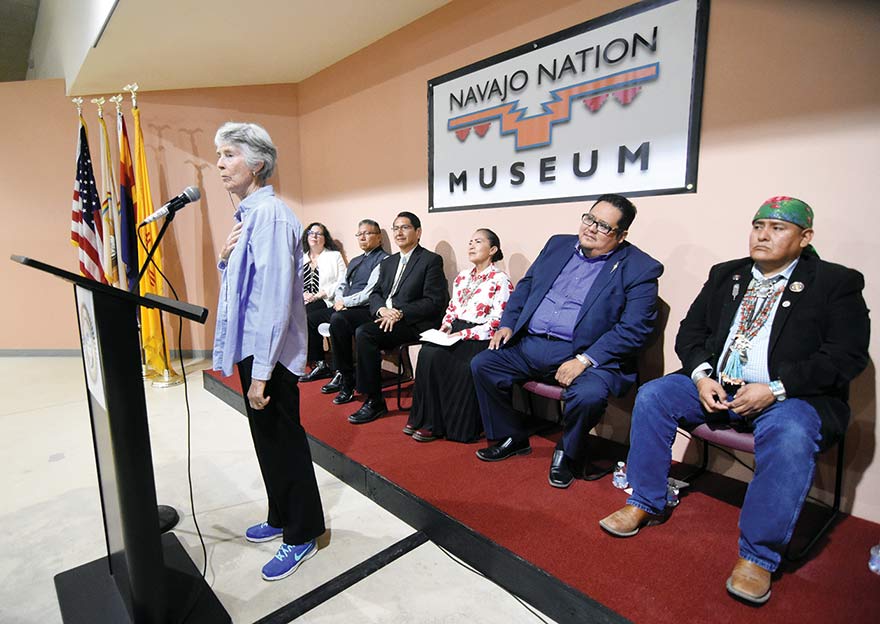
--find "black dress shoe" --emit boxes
[348,399,388,424]
[475,437,531,462]
[321,372,344,394]
[548,449,574,488]
[301,361,333,382]
[332,387,355,405]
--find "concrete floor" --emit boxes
[0,357,555,623]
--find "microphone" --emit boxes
[139,186,201,226]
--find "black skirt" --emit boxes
[408,319,487,442]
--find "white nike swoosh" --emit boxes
[294,546,311,562]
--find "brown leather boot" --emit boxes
[725,557,772,604]
[599,504,665,537]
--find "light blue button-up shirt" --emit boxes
[212,186,307,380]
[717,259,799,384]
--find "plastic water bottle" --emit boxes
[612,461,628,489]
[870,544,880,575]
[666,479,680,508]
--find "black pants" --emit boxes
[328,307,373,376]
[305,300,331,362]
[355,319,420,400]
[237,356,325,545]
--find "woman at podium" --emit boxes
[212,122,325,581]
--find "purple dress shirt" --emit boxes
[527,245,610,348]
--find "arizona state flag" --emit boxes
[132,105,173,375]
[117,109,138,292]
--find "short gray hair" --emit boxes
[214,122,277,182]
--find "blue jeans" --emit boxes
[627,373,822,572]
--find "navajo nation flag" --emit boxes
[132,105,173,375]
[71,116,107,283]
[97,112,119,286]
[117,110,138,292]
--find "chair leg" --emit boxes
[784,437,845,562]
[396,344,412,411]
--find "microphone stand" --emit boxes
[137,209,175,284]
[137,210,180,534]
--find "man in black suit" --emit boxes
[599,197,870,605]
[348,211,449,424]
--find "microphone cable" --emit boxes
[136,228,208,623]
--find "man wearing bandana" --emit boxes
[599,197,869,605]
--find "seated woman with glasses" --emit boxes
[404,229,513,443]
[300,222,347,382]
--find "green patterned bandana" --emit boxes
[753,196,813,229]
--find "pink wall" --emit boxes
[294,0,880,521]
[1,0,878,520]
[0,80,301,354]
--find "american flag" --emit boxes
[70,116,107,283]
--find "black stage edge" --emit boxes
[204,372,629,624]
[54,532,230,624]
[256,532,429,624]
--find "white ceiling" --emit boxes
[69,0,451,95]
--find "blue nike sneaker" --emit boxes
[261,540,317,581]
[245,522,284,543]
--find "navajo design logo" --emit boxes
[448,63,659,151]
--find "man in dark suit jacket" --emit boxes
[348,211,449,424]
[600,197,870,605]
[471,194,664,488]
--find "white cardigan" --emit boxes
[302,249,347,307]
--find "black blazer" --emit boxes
[675,251,870,444]
[369,245,449,332]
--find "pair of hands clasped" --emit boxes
[696,377,775,418]
[487,327,589,387]
[375,307,404,332]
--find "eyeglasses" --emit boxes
[355,231,380,238]
[392,224,414,233]
[307,230,324,237]
[581,213,618,236]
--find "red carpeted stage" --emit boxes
[204,369,878,624]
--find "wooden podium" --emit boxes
[12,256,229,623]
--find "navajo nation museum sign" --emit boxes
[428,0,710,212]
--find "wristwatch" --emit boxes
[575,353,590,367]
[769,380,787,402]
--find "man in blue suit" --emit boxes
[471,194,663,488]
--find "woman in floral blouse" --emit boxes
[405,229,513,443]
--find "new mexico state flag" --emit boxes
[132,105,174,375]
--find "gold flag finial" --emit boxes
[109,94,123,114]
[90,97,105,118]
[71,97,84,115]
[123,83,139,108]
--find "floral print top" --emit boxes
[441,263,513,341]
